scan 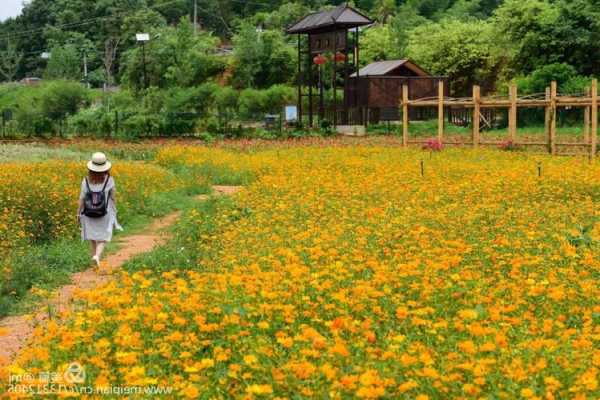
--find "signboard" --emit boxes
[285,106,298,122]
[136,33,150,42]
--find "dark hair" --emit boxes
[88,170,109,184]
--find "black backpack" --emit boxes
[83,177,109,218]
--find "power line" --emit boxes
[0,0,275,42]
[0,0,188,41]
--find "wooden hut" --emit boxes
[347,60,448,122]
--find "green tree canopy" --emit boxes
[406,19,506,94]
[120,20,225,90]
[231,23,296,89]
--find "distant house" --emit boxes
[347,59,448,121]
[20,77,42,86]
[351,59,430,78]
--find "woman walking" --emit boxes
[77,152,122,267]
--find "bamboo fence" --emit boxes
[401,79,599,157]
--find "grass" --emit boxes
[368,120,594,141]
[123,197,233,274]
[0,144,89,163]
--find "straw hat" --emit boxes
[87,152,112,173]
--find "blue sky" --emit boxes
[0,0,24,21]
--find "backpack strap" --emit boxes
[100,175,110,192]
[85,176,110,194]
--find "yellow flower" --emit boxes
[246,384,273,395]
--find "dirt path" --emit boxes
[0,186,242,367]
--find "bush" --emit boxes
[238,88,267,120]
[263,85,295,113]
[39,80,90,121]
[517,63,588,95]
[66,107,113,137]
[238,85,295,120]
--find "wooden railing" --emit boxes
[401,79,599,157]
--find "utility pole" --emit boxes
[142,41,147,89]
[83,52,90,88]
[136,34,150,89]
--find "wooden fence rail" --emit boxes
[401,79,599,157]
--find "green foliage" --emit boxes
[238,85,294,120]
[0,42,23,82]
[2,0,600,140]
[39,80,89,120]
[493,0,600,77]
[215,86,239,113]
[385,5,429,58]
[0,239,89,317]
[232,22,296,88]
[251,2,310,30]
[406,19,505,94]
[516,63,589,95]
[120,20,225,91]
[44,44,81,81]
[361,25,399,64]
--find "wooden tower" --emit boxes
[286,3,373,127]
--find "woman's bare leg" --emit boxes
[95,241,106,261]
[90,240,97,257]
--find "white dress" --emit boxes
[79,176,123,242]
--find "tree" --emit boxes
[39,80,89,120]
[44,44,81,80]
[251,2,311,30]
[406,19,506,94]
[103,38,121,87]
[361,25,399,65]
[387,5,428,57]
[492,0,560,75]
[443,0,485,20]
[373,0,396,23]
[517,63,588,95]
[120,20,225,90]
[406,0,453,19]
[231,22,296,88]
[0,43,23,82]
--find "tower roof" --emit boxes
[286,3,373,35]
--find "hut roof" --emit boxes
[286,3,373,34]
[350,60,430,77]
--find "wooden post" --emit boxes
[509,84,517,141]
[584,87,590,144]
[297,36,303,125]
[545,87,551,153]
[550,81,557,155]
[473,85,480,147]
[592,79,598,158]
[438,80,444,141]
[307,36,314,128]
[402,84,409,147]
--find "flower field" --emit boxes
[0,159,184,316]
[0,161,181,254]
[3,146,600,399]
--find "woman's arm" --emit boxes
[77,198,84,222]
[110,182,117,208]
[77,179,85,221]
